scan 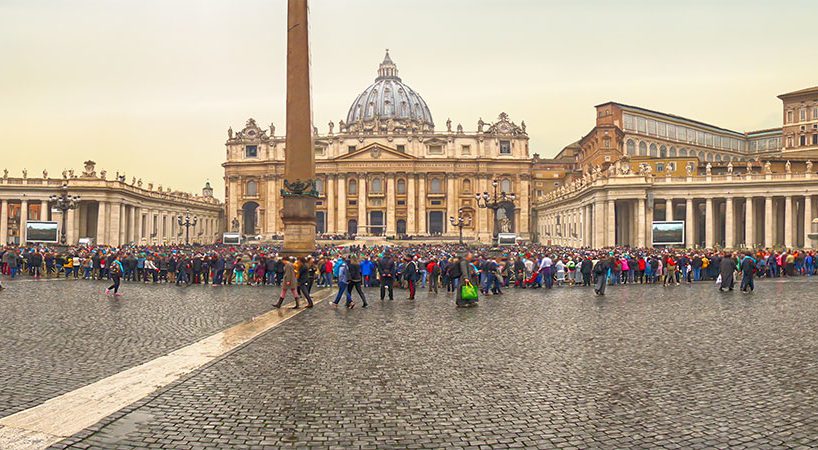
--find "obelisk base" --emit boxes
[281,196,315,257]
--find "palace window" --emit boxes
[657,163,665,173]
[801,135,807,146]
[314,146,325,156]
[500,178,512,193]
[462,178,472,193]
[348,145,356,153]
[602,136,611,148]
[813,134,818,145]
[649,143,658,158]
[626,140,635,156]
[430,178,443,194]
[348,179,357,195]
[246,180,258,196]
[647,119,657,135]
[245,145,258,158]
[371,177,383,194]
[639,141,647,156]
[624,114,635,130]
[801,108,807,121]
[659,145,667,158]
[787,110,794,123]
[667,124,676,140]
[676,127,686,142]
[396,144,406,152]
[461,145,471,155]
[813,107,818,120]
[397,178,406,195]
[637,117,646,133]
[428,145,444,155]
[669,147,677,157]
[499,140,511,154]
[658,122,667,137]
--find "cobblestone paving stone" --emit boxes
[53,279,818,448]
[0,278,282,418]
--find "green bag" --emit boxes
[460,281,479,300]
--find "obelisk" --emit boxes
[281,0,316,256]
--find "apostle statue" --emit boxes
[807,160,813,173]
[269,122,276,136]
[22,168,27,179]
[446,118,452,133]
[785,160,792,174]
[456,123,463,134]
[338,120,346,133]
[705,162,712,175]
[746,160,753,174]
[764,161,772,174]
[43,169,48,179]
[477,118,485,133]
[727,161,733,175]
[521,120,527,133]
[228,127,233,139]
[328,121,334,134]
[686,162,694,177]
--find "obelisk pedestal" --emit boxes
[281,0,316,256]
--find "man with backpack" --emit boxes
[377,253,396,300]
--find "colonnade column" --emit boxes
[637,198,646,247]
[386,173,396,236]
[357,174,367,236]
[784,196,793,248]
[606,199,615,247]
[326,175,336,234]
[19,200,28,243]
[593,200,604,247]
[745,197,754,248]
[267,175,278,235]
[764,196,773,248]
[66,207,76,244]
[685,198,694,248]
[109,202,122,247]
[0,200,8,244]
[724,197,734,249]
[705,198,714,248]
[96,201,108,245]
[336,175,346,234]
[665,198,673,221]
[804,195,814,249]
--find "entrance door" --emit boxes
[348,219,358,236]
[315,211,326,235]
[369,211,384,236]
[428,211,444,235]
[243,202,259,235]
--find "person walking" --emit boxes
[455,252,479,307]
[739,252,756,293]
[106,257,124,296]
[346,255,368,307]
[274,257,300,308]
[718,252,736,292]
[377,253,396,300]
[593,256,610,295]
[332,255,354,307]
[295,256,314,308]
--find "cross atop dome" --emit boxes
[377,49,400,81]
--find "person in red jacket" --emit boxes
[426,259,440,294]
[637,257,647,284]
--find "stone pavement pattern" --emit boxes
[44,280,818,448]
[0,279,280,418]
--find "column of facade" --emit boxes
[40,200,49,221]
[0,199,8,244]
[784,196,793,248]
[357,174,367,236]
[685,198,694,248]
[665,198,674,221]
[336,175,346,234]
[764,196,773,248]
[418,176,427,235]
[446,175,457,235]
[108,202,121,246]
[386,173,396,236]
[745,197,755,248]
[804,195,814,249]
[705,198,714,248]
[66,207,76,244]
[96,201,108,245]
[19,200,28,243]
[406,175,416,235]
[637,198,646,247]
[519,176,530,238]
[593,200,604,247]
[606,199,615,247]
[326,175,336,234]
[724,197,734,249]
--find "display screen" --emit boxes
[26,221,60,243]
[222,232,241,245]
[652,221,685,245]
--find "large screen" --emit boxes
[222,232,241,245]
[26,221,60,243]
[652,221,685,245]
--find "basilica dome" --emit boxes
[345,51,434,129]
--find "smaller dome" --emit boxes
[345,50,434,129]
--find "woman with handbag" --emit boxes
[455,252,479,307]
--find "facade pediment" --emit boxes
[332,143,417,161]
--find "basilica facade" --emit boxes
[223,52,534,242]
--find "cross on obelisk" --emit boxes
[281,0,316,256]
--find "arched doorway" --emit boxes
[369,211,384,236]
[396,219,407,236]
[494,201,515,236]
[347,219,358,236]
[242,202,259,235]
[428,211,444,235]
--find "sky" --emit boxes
[1,0,816,199]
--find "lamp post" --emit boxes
[49,182,80,245]
[177,210,198,245]
[449,208,471,245]
[475,178,516,237]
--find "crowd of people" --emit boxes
[1,242,815,302]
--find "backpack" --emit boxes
[593,261,605,275]
[448,262,462,278]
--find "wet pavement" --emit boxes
[0,278,281,419]
[41,278,818,449]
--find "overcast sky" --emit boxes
[1,0,815,198]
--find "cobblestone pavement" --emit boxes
[0,278,282,419]
[47,279,818,449]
